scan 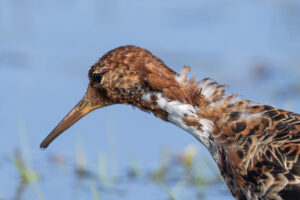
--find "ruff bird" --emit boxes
[41,45,300,200]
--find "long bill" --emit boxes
[40,97,101,149]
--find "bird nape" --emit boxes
[40,45,300,200]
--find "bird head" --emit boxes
[40,45,180,148]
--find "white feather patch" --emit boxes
[154,93,215,150]
[141,92,152,102]
[175,73,219,101]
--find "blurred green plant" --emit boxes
[14,152,38,184]
[97,152,108,183]
[157,181,176,200]
[13,120,46,200]
[179,144,198,169]
[89,179,100,200]
[75,141,88,177]
[151,148,172,181]
[151,144,223,199]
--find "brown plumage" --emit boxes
[41,45,300,200]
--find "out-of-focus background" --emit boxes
[1,1,300,200]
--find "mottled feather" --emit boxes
[42,45,300,200]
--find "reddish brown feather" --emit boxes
[47,45,300,200]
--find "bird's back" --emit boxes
[214,103,300,200]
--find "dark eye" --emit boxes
[92,73,103,83]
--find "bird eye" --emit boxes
[92,73,103,83]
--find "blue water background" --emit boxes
[0,1,300,199]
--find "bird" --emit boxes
[40,45,300,200]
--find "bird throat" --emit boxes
[141,92,219,158]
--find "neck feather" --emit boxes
[137,67,239,157]
[140,79,236,158]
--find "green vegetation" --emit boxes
[13,121,46,200]
[8,121,222,200]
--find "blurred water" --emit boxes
[0,0,300,199]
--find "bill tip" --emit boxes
[40,143,48,150]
